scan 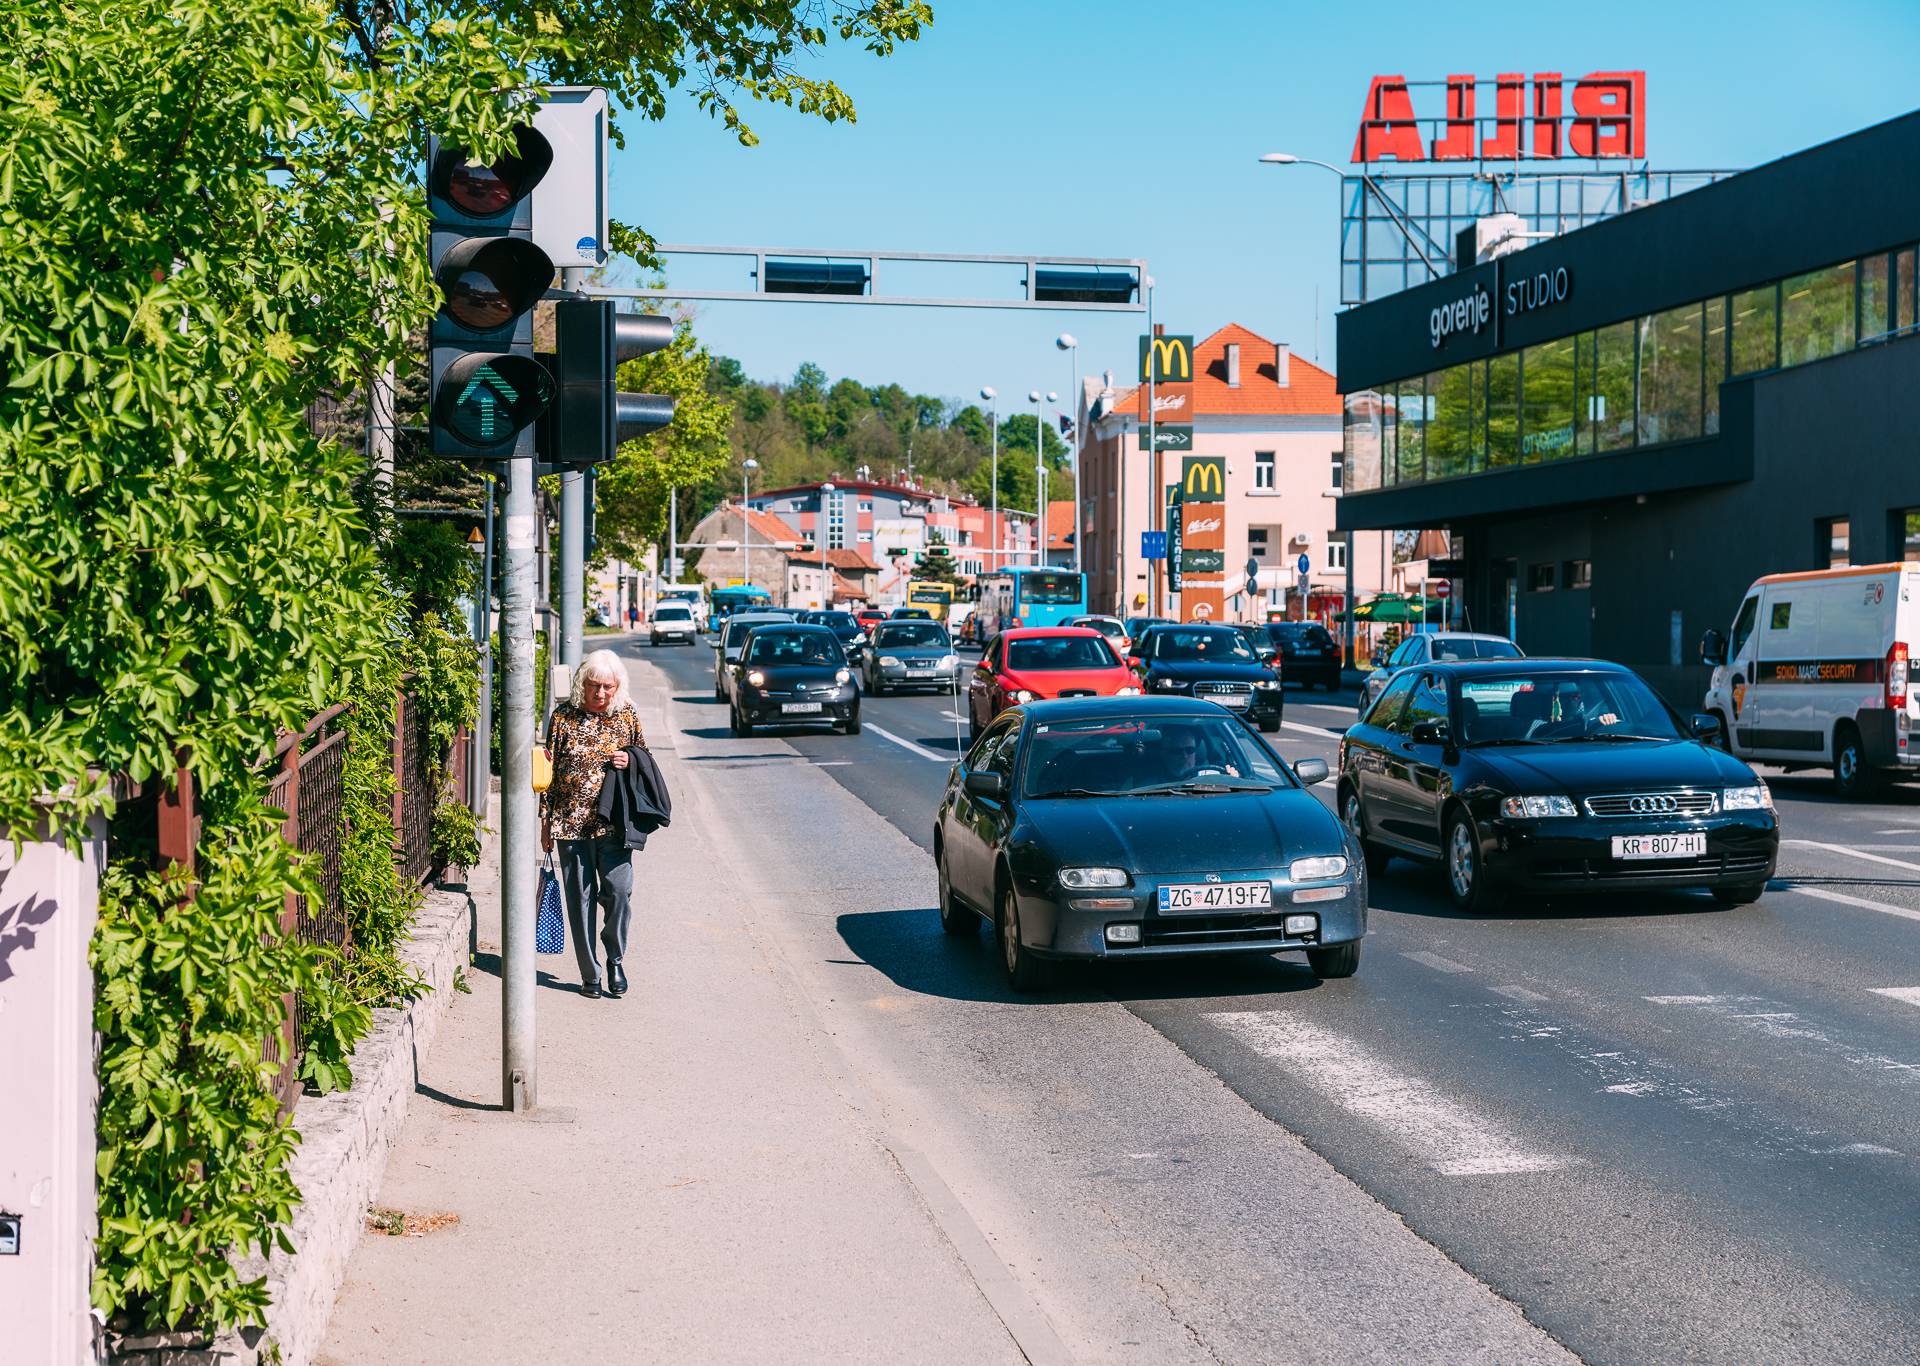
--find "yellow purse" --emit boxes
[532,744,552,792]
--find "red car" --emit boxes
[966,627,1141,739]
[853,608,886,633]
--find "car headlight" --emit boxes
[1152,678,1186,691]
[878,655,900,667]
[1500,795,1578,818]
[1288,855,1349,881]
[854,632,867,644]
[1116,685,1143,697]
[1059,866,1129,889]
[835,668,851,684]
[1723,785,1772,810]
[746,670,766,687]
[1013,688,1037,703]
[1256,679,1281,690]
[939,654,957,668]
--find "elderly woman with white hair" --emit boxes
[540,649,646,999]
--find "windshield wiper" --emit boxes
[1567,733,1672,743]
[1131,780,1275,795]
[1027,787,1115,800]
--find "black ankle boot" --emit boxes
[606,959,627,998]
[581,980,602,999]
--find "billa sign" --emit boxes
[1137,425,1194,451]
[1177,455,1226,622]
[1351,72,1645,163]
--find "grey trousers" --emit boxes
[557,833,633,987]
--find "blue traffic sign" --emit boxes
[1296,553,1311,575]
[1142,531,1168,560]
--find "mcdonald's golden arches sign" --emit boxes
[1181,454,1225,503]
[1138,334,1195,383]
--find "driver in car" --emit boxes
[1151,724,1242,783]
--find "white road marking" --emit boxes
[940,710,967,722]
[1209,1010,1573,1176]
[1281,719,1343,738]
[1490,984,1549,1003]
[1783,839,1920,873]
[812,760,853,767]
[1645,994,1920,1077]
[864,723,951,764]
[1787,885,1920,924]
[1869,987,1920,1008]
[1402,950,1472,974]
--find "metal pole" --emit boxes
[472,473,495,818]
[1069,347,1081,577]
[1117,418,1128,615]
[500,453,538,1113]
[1344,532,1356,673]
[742,469,751,590]
[989,404,999,572]
[1146,280,1158,616]
[558,470,584,669]
[668,486,678,601]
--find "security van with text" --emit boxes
[1700,563,1917,796]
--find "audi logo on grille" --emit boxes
[1628,795,1679,814]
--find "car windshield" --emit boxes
[1074,618,1125,639]
[1273,623,1332,645]
[1007,636,1115,670]
[655,606,691,619]
[815,612,859,632]
[1433,637,1521,661]
[877,623,949,648]
[746,631,844,667]
[891,609,931,619]
[1023,716,1289,797]
[1457,672,1684,745]
[1152,629,1257,663]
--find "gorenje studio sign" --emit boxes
[1428,262,1572,349]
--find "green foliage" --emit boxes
[432,799,483,871]
[490,630,550,775]
[386,519,480,625]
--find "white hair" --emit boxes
[570,649,633,712]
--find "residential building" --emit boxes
[786,547,881,610]
[684,500,803,604]
[1044,500,1076,568]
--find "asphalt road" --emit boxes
[638,634,1920,1364]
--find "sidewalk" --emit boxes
[317,693,1021,1363]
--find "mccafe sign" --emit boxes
[1429,261,1574,350]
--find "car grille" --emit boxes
[1583,791,1718,818]
[1141,912,1314,947]
[1055,688,1098,698]
[1532,851,1772,883]
[1193,682,1253,699]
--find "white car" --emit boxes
[1359,632,1523,715]
[1702,562,1919,796]
[649,602,697,646]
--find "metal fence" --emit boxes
[141,686,468,1113]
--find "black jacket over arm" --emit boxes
[595,746,672,850]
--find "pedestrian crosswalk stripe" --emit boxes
[1785,884,1920,924]
[1209,1010,1573,1176]
[1869,987,1920,1008]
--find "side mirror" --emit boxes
[1370,650,1385,668]
[1691,712,1723,741]
[963,770,1008,801]
[1410,718,1452,746]
[1699,628,1728,667]
[1294,757,1329,785]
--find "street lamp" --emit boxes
[1029,389,1057,564]
[818,481,836,608]
[742,457,759,591]
[1258,151,1443,281]
[1056,334,1079,577]
[980,386,998,572]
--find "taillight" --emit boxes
[1889,642,1909,708]
[1011,616,1023,627]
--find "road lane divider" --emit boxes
[1870,987,1920,1008]
[1401,950,1472,974]
[1208,1010,1573,1176]
[1782,839,1920,874]
[865,722,952,764]
[1783,884,1920,924]
[1280,720,1343,739]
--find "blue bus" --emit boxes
[972,567,1088,645]
[707,583,774,630]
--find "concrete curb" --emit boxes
[112,875,476,1366]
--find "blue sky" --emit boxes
[607,0,1920,414]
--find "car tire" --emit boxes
[1712,882,1767,906]
[714,679,725,701]
[937,847,976,936]
[1444,808,1505,914]
[1258,713,1280,733]
[871,679,888,698]
[1307,940,1361,979]
[1341,788,1392,878]
[998,881,1051,992]
[1833,723,1879,798]
[730,704,750,737]
[841,710,862,736]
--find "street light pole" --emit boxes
[1057,334,1080,577]
[819,481,836,608]
[1146,276,1159,616]
[980,386,999,573]
[1029,390,1045,563]
[742,457,759,593]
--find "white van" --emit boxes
[1701,563,1917,795]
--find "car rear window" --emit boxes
[877,623,949,648]
[1007,636,1115,671]
[1433,637,1522,661]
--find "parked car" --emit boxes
[728,625,860,736]
[1701,562,1919,796]
[1338,658,1779,912]
[713,611,790,700]
[1131,624,1284,733]
[648,602,697,646]
[1247,621,1343,691]
[588,604,614,628]
[934,697,1363,990]
[1068,614,1132,659]
[866,621,959,696]
[1358,631,1523,715]
[967,627,1139,739]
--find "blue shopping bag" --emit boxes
[535,854,566,954]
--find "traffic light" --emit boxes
[427,125,557,459]
[540,299,676,467]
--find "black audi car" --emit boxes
[1243,621,1343,691]
[1131,624,1284,732]
[1337,658,1778,912]
[727,625,860,736]
[934,697,1365,989]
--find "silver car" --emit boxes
[865,621,960,696]
[714,612,791,699]
[1358,631,1524,715]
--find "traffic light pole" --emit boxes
[556,270,588,673]
[501,455,539,1113]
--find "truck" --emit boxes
[1700,562,1916,796]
